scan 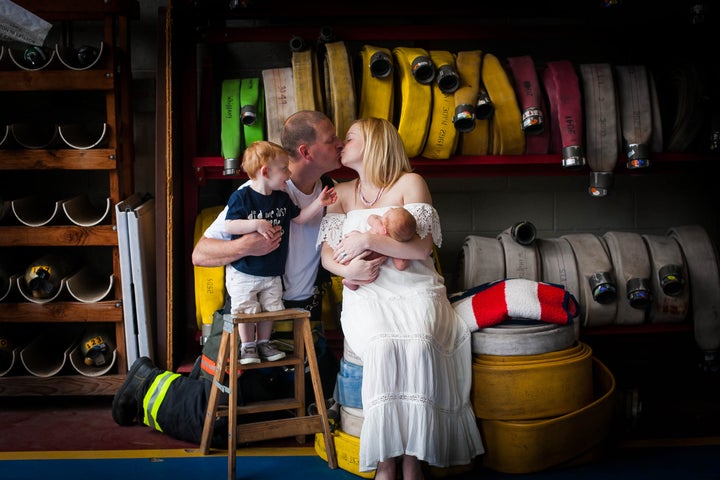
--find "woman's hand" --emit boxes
[333,230,368,263]
[342,251,386,285]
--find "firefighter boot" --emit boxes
[112,356,161,426]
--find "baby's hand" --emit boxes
[319,186,337,206]
[255,219,276,239]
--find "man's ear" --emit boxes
[297,143,310,160]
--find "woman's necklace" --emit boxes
[357,180,385,207]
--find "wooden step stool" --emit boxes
[199,308,338,479]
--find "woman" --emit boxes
[317,118,484,480]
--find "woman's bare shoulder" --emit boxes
[397,172,427,187]
[397,172,431,203]
[328,178,357,213]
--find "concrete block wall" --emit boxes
[429,171,718,293]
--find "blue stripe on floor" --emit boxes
[1,453,361,480]
[1,445,719,480]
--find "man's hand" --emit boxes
[244,226,282,255]
[192,226,282,267]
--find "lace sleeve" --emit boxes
[316,213,346,249]
[405,203,442,247]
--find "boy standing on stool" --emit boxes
[224,140,336,364]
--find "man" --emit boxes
[111,110,344,446]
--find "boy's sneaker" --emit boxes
[257,341,286,362]
[240,344,260,365]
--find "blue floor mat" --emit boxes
[2,446,720,480]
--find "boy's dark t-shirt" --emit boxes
[225,187,300,276]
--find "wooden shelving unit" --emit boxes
[159,0,718,370]
[0,0,139,396]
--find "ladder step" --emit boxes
[213,398,303,417]
[235,416,325,443]
[225,354,303,371]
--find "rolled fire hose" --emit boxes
[497,222,541,281]
[641,233,690,324]
[454,50,490,155]
[340,405,364,438]
[0,125,8,149]
[292,48,323,112]
[0,197,8,222]
[241,77,264,146]
[543,66,562,155]
[563,233,617,327]
[471,342,593,421]
[220,78,242,175]
[457,235,505,291]
[580,63,619,197]
[1,261,20,302]
[21,253,75,302]
[471,322,577,356]
[262,67,296,144]
[479,357,615,475]
[358,45,394,122]
[193,206,225,334]
[649,71,664,153]
[602,231,652,325]
[324,41,356,140]
[543,60,586,169]
[506,54,549,154]
[0,331,20,376]
[668,225,720,363]
[392,46,433,157]
[615,64,652,169]
[422,50,459,159]
[459,120,491,157]
[481,52,525,155]
[665,63,709,153]
[432,50,460,94]
[536,236,581,308]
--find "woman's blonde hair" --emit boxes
[241,140,288,178]
[355,117,412,187]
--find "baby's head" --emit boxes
[241,140,289,179]
[382,208,416,242]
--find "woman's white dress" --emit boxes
[317,203,484,472]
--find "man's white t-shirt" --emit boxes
[203,178,325,301]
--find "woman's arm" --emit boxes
[335,230,432,263]
[321,242,384,285]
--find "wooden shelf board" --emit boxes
[0,301,123,322]
[0,149,117,170]
[0,374,125,396]
[0,225,118,247]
